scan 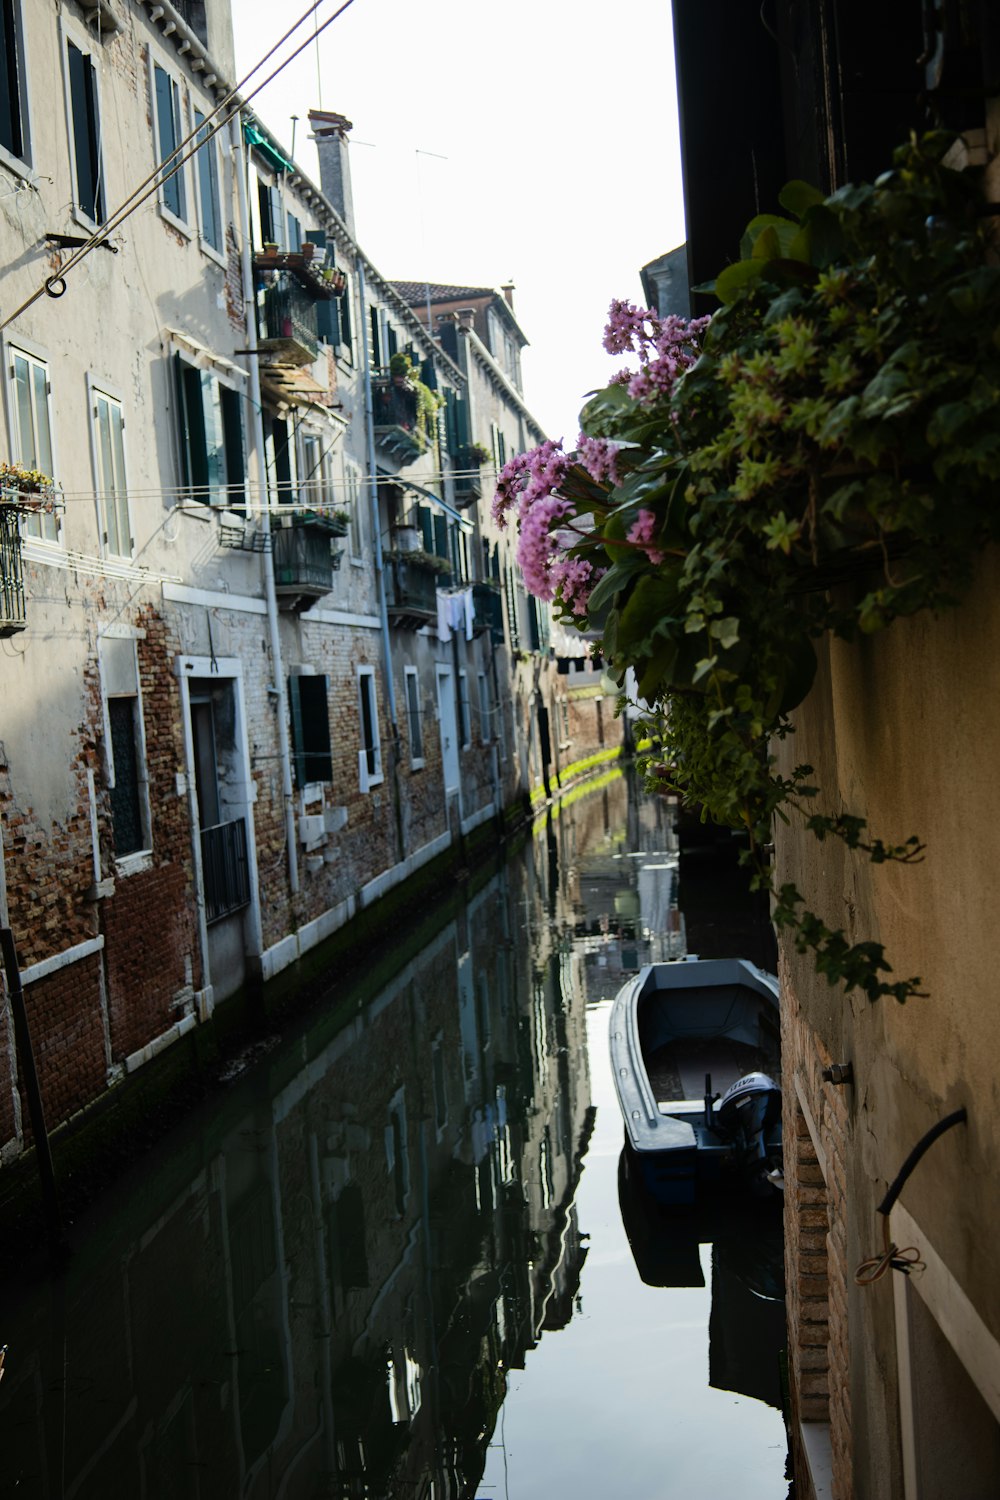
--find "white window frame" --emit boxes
[98,632,153,871]
[88,378,132,559]
[478,671,491,744]
[60,18,106,231]
[172,341,247,509]
[150,54,191,235]
[0,1,32,178]
[191,97,225,263]
[299,429,332,509]
[357,666,383,792]
[458,670,471,750]
[343,456,364,562]
[5,337,60,545]
[404,665,424,769]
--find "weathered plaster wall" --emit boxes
[777,549,1000,1497]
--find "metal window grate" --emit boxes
[201,816,251,924]
[0,505,26,636]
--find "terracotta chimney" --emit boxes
[501,282,515,309]
[308,109,355,237]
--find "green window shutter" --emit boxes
[387,326,398,359]
[339,274,352,354]
[433,512,448,560]
[220,386,246,510]
[175,354,209,493]
[288,674,332,785]
[369,307,381,368]
[419,504,433,552]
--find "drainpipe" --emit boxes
[235,115,299,896]
[356,254,405,861]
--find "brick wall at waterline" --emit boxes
[781,955,852,1500]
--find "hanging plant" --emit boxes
[493,133,1000,1004]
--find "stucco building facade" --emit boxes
[0,1,619,1169]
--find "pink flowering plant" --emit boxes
[494,134,1000,1005]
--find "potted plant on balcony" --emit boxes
[1,462,56,508]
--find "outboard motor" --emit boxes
[716,1072,783,1193]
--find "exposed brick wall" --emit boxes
[782,955,852,1500]
[102,862,191,1060]
[19,954,107,1137]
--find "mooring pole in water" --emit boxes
[0,927,66,1258]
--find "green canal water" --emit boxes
[0,770,788,1498]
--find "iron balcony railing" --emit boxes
[371,373,426,463]
[201,816,251,924]
[260,273,320,362]
[0,504,26,637]
[383,552,442,622]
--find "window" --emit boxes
[286,211,302,251]
[457,671,470,750]
[99,636,150,861]
[257,177,282,247]
[67,38,104,223]
[343,459,363,558]
[300,432,330,508]
[357,667,382,791]
[92,389,130,557]
[478,672,491,744]
[9,346,56,542]
[0,0,30,167]
[193,107,222,253]
[385,1089,409,1216]
[153,64,187,223]
[404,666,423,767]
[288,673,332,785]
[174,354,245,506]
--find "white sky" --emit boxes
[233,0,686,444]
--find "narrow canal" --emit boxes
[0,770,788,1498]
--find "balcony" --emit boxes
[0,502,26,637]
[272,512,343,611]
[383,551,447,628]
[451,445,484,508]
[201,816,251,924]
[371,374,427,465]
[472,581,505,646]
[258,273,321,366]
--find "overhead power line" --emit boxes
[0,0,359,332]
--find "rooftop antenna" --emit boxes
[290,114,299,159]
[314,10,323,107]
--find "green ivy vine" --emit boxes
[571,134,1000,1003]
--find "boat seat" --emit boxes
[651,1115,698,1150]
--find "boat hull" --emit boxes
[609,958,780,1204]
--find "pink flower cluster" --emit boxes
[603,299,710,405]
[575,433,621,486]
[490,439,605,614]
[627,507,666,565]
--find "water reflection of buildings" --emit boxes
[532,771,686,1004]
[0,860,592,1499]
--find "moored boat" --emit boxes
[609,957,781,1204]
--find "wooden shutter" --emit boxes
[288,674,333,785]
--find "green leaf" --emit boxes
[714,259,765,305]
[584,557,644,616]
[778,180,826,219]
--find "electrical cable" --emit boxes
[855,1107,967,1286]
[0,0,359,331]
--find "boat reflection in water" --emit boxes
[618,1144,787,1410]
[0,860,594,1499]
